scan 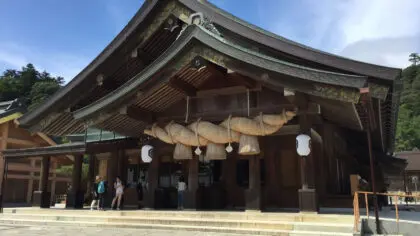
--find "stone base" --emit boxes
[298,188,318,212]
[144,190,155,209]
[184,190,197,209]
[65,191,84,209]
[245,189,261,211]
[32,191,51,208]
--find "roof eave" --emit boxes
[179,0,401,80]
[72,25,369,121]
[17,0,161,128]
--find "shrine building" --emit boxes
[0,0,404,211]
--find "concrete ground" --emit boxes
[0,224,258,236]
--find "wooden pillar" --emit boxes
[223,153,236,209]
[107,152,118,193]
[66,155,83,208]
[145,153,159,209]
[50,161,57,206]
[26,159,36,203]
[246,155,261,211]
[33,157,50,208]
[0,122,9,195]
[106,152,118,207]
[97,155,108,178]
[87,154,96,195]
[185,157,198,209]
[117,150,128,184]
[296,93,318,212]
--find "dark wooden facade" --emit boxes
[1,0,404,211]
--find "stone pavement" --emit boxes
[0,224,258,236]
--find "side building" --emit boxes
[0,99,71,205]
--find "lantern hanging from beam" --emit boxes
[141,145,154,163]
[296,134,311,156]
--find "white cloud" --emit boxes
[0,41,89,83]
[267,0,420,68]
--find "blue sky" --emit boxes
[1,0,419,83]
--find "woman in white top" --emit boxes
[177,176,187,210]
[111,176,124,210]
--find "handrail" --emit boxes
[353,191,418,233]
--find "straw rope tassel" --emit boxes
[185,96,190,124]
[226,115,233,153]
[194,118,202,155]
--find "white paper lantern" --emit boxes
[141,145,153,163]
[296,134,311,156]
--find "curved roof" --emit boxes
[18,0,401,134]
[18,0,161,128]
[73,25,367,120]
[179,0,401,80]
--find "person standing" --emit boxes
[111,176,124,210]
[90,176,101,210]
[97,176,106,210]
[177,176,187,210]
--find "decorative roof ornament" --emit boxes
[177,12,222,40]
[188,12,222,37]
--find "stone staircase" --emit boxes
[0,208,356,235]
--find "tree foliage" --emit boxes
[395,55,420,151]
[0,63,63,109]
[409,53,420,66]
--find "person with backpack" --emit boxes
[97,176,106,210]
[90,176,101,210]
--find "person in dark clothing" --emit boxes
[90,176,100,210]
[97,177,107,210]
[137,176,147,209]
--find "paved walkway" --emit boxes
[0,224,257,236]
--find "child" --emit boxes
[90,176,100,210]
[177,176,187,210]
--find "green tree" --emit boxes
[395,55,420,151]
[0,63,63,108]
[409,53,420,66]
[28,81,61,110]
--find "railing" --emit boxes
[353,191,419,232]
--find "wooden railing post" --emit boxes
[365,192,369,218]
[353,192,360,232]
[394,195,399,233]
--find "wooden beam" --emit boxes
[352,103,364,131]
[119,105,155,123]
[7,174,71,182]
[377,99,385,151]
[227,72,256,88]
[157,104,297,123]
[7,162,58,173]
[195,85,254,98]
[36,132,57,146]
[168,76,197,96]
[26,159,36,203]
[5,138,39,147]
[50,161,57,206]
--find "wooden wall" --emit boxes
[262,135,300,209]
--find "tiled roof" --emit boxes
[395,151,420,171]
